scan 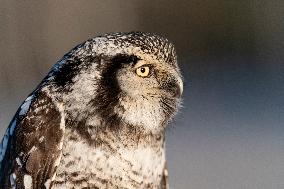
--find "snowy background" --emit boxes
[1,1,284,188]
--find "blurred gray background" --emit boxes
[1,1,284,188]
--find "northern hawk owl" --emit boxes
[0,32,183,189]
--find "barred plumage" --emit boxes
[0,31,183,189]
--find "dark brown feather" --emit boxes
[0,91,63,189]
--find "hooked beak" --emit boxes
[175,75,183,98]
[160,71,183,98]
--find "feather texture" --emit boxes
[0,32,183,189]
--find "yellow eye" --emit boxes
[136,66,150,77]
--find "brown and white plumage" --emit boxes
[0,32,183,189]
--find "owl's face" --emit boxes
[50,32,183,133]
[109,53,182,132]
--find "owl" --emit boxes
[0,31,183,189]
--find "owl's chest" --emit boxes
[52,129,166,189]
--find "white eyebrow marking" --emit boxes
[133,59,154,69]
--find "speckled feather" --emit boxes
[0,32,182,189]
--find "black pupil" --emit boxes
[141,67,145,73]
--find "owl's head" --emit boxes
[48,32,183,134]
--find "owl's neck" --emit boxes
[66,115,166,149]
